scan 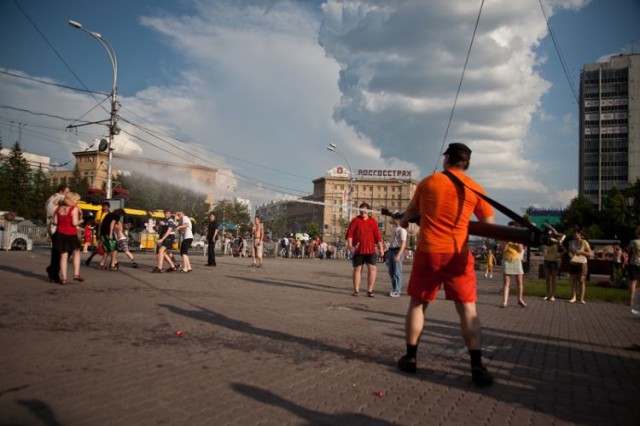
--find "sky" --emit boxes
[1,0,639,219]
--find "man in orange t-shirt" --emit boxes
[397,143,495,387]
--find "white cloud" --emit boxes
[2,0,592,212]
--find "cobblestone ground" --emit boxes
[1,249,639,425]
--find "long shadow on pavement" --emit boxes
[231,383,395,426]
[158,303,388,364]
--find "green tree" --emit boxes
[263,214,288,238]
[560,196,597,235]
[306,221,321,239]
[0,137,9,210]
[2,142,32,216]
[30,166,51,222]
[117,172,209,222]
[212,199,251,232]
[599,186,629,239]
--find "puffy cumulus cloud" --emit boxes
[136,0,357,205]
[318,0,586,198]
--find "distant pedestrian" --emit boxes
[250,215,264,267]
[51,192,83,285]
[152,209,177,273]
[542,239,564,301]
[114,220,137,268]
[627,227,640,306]
[206,212,219,266]
[345,202,384,297]
[45,184,69,283]
[82,220,94,253]
[501,223,526,308]
[98,208,125,270]
[484,249,496,278]
[175,211,193,273]
[386,214,407,297]
[86,201,110,267]
[568,228,593,304]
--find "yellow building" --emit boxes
[257,165,418,245]
[313,165,418,244]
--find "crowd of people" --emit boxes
[43,142,640,388]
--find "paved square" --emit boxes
[1,250,639,425]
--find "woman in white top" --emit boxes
[175,211,194,273]
[567,229,593,304]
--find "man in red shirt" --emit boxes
[398,143,495,386]
[345,202,384,297]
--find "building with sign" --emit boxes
[579,54,640,209]
[257,165,418,245]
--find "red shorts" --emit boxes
[407,250,477,303]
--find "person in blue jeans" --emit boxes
[386,214,408,297]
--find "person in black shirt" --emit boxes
[206,212,219,266]
[98,208,125,270]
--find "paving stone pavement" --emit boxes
[0,249,639,425]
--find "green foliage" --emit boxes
[306,221,321,239]
[30,166,52,222]
[211,199,251,235]
[263,214,288,238]
[0,142,53,221]
[117,172,209,224]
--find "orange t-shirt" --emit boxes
[412,168,493,254]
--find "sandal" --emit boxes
[97,265,107,270]
[59,278,67,285]
[151,267,162,273]
[367,291,375,298]
[73,275,85,282]
[352,291,359,297]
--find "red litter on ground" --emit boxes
[174,330,186,337]
[374,390,386,398]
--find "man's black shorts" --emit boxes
[352,253,377,267]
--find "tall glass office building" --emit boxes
[579,54,639,209]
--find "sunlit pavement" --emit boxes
[1,249,639,425]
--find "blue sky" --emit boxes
[1,0,639,218]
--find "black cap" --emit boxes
[443,143,472,158]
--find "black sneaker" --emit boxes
[397,355,417,373]
[471,366,494,387]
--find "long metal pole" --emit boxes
[68,20,118,199]
[327,144,354,221]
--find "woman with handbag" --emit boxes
[568,228,593,304]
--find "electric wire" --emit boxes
[538,0,579,104]
[0,70,108,95]
[12,0,113,127]
[119,104,313,184]
[435,0,485,173]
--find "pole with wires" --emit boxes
[68,20,118,199]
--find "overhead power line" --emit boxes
[538,0,580,104]
[0,70,108,95]
[436,0,486,173]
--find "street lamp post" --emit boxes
[68,19,118,200]
[326,143,354,221]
